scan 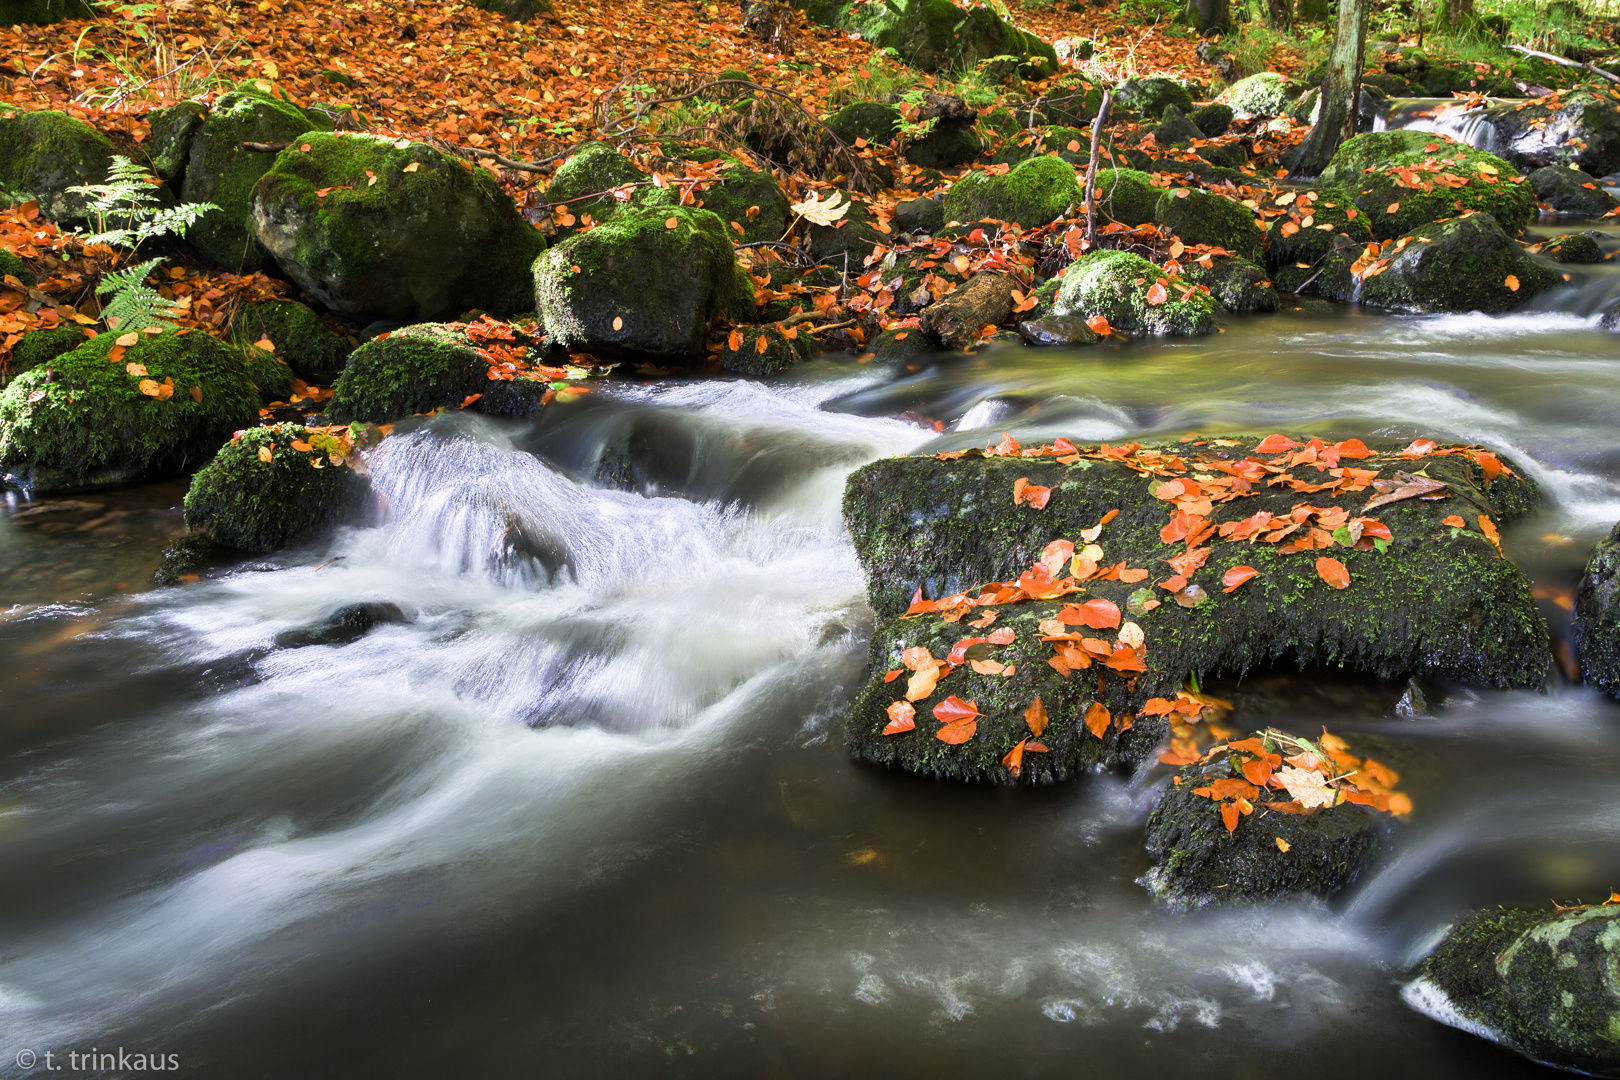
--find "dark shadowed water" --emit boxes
[2,225,1619,1079]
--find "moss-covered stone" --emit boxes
[1052,250,1219,336]
[805,198,886,267]
[1574,520,1620,697]
[0,329,257,492]
[864,325,938,364]
[824,101,902,146]
[718,323,813,375]
[251,132,545,322]
[1359,213,1560,314]
[1154,185,1265,263]
[4,325,87,390]
[328,323,490,423]
[839,0,1057,75]
[1319,130,1534,241]
[1111,76,1194,120]
[0,247,35,286]
[1144,749,1383,908]
[1177,254,1278,313]
[535,206,752,362]
[0,109,116,225]
[543,144,674,234]
[152,533,222,586]
[989,126,1088,168]
[1264,186,1373,273]
[1191,102,1233,137]
[903,124,983,169]
[230,300,352,384]
[1034,79,1103,129]
[238,342,295,401]
[0,0,92,24]
[1089,167,1161,226]
[694,158,791,244]
[146,100,208,185]
[1528,165,1620,216]
[183,422,369,552]
[943,155,1080,229]
[1222,72,1297,118]
[1405,905,1620,1075]
[182,92,326,270]
[1540,231,1605,264]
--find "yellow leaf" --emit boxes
[1276,837,1291,852]
[1386,202,1400,213]
[290,439,313,452]
[403,161,420,173]
[137,378,161,397]
[125,363,148,376]
[115,331,138,347]
[257,445,273,463]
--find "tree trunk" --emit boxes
[1289,0,1370,178]
[1442,0,1473,28]
[1267,0,1294,31]
[1185,0,1231,33]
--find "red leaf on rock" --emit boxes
[1222,565,1258,592]
[932,696,980,723]
[1316,556,1351,589]
[1025,696,1048,737]
[1084,701,1111,738]
[1255,434,1300,453]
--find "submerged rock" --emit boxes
[1359,212,1559,314]
[0,109,117,225]
[1404,905,1620,1075]
[273,601,409,649]
[1538,231,1605,264]
[1574,520,1620,697]
[1017,315,1099,347]
[1528,165,1620,215]
[1320,130,1534,241]
[253,133,544,322]
[1051,250,1219,336]
[0,329,257,492]
[184,422,370,552]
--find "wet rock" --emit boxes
[1538,230,1605,264]
[1177,254,1278,314]
[943,155,1080,229]
[1319,130,1534,241]
[253,133,544,322]
[1191,102,1233,138]
[1152,104,1205,146]
[1111,76,1194,120]
[273,601,409,649]
[146,100,208,185]
[536,206,752,362]
[230,300,353,384]
[839,0,1057,77]
[1528,164,1620,215]
[184,423,370,552]
[894,194,944,234]
[1478,91,1620,177]
[1359,212,1560,314]
[1403,905,1620,1075]
[0,329,258,493]
[1154,184,1265,262]
[1264,186,1374,296]
[152,533,224,587]
[824,101,902,147]
[1017,315,1099,346]
[1088,166,1161,226]
[542,144,674,235]
[919,271,1015,349]
[1143,749,1384,909]
[1574,520,1620,697]
[328,322,543,423]
[864,326,937,364]
[718,323,813,375]
[0,109,117,226]
[1222,72,1297,118]
[1052,249,1219,336]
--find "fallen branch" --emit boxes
[1505,44,1620,85]
[806,318,855,334]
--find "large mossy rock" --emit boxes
[184,423,369,552]
[0,330,257,492]
[1404,905,1620,1075]
[330,323,499,423]
[252,133,544,322]
[0,109,116,225]
[1091,167,1162,226]
[1112,77,1195,121]
[806,198,887,266]
[535,206,752,362]
[1178,254,1278,313]
[903,125,984,169]
[1528,164,1620,215]
[1154,185,1264,262]
[542,144,674,232]
[1051,250,1219,336]
[147,100,208,185]
[1319,130,1534,241]
[1359,213,1560,314]
[5,325,85,386]
[230,300,352,384]
[1265,187,1375,300]
[824,101,902,147]
[1477,91,1620,178]
[183,91,326,270]
[989,126,1089,168]
[1574,520,1620,698]
[1222,72,1296,118]
[840,0,1057,76]
[695,158,791,244]
[942,155,1080,229]
[0,0,92,23]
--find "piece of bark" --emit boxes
[919,272,1016,349]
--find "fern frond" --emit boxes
[96,258,185,332]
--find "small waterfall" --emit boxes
[1377,98,1501,153]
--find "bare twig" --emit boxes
[1504,44,1620,85]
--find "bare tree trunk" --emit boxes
[1289,0,1370,178]
[1442,0,1473,27]
[1083,88,1114,247]
[1267,0,1294,31]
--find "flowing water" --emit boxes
[3,224,1620,1078]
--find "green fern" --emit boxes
[95,258,187,333]
[68,155,218,253]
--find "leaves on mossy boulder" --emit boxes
[1528,164,1620,216]
[1089,167,1161,227]
[230,300,353,384]
[1176,254,1278,314]
[1358,212,1560,314]
[1154,185,1264,263]
[1111,76,1194,121]
[943,156,1080,229]
[838,0,1056,76]
[4,325,86,386]
[718,323,813,375]
[1319,130,1534,241]
[1052,249,1219,336]
[543,144,675,234]
[1220,72,1296,118]
[824,101,901,147]
[184,422,370,552]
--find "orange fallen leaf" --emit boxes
[1478,515,1502,553]
[1222,565,1258,592]
[1002,738,1027,776]
[1025,695,1048,737]
[665,217,678,229]
[1504,274,1519,292]
[932,696,980,723]
[936,719,977,744]
[1084,701,1111,738]
[1442,514,1466,528]
[1316,556,1350,589]
[883,700,915,735]
[1086,314,1111,336]
[257,446,273,463]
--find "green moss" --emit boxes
[146,100,208,185]
[230,300,352,384]
[182,92,325,270]
[237,342,295,401]
[327,323,491,423]
[719,324,813,375]
[943,155,1080,229]
[1090,167,1161,226]
[1222,72,1296,117]
[1154,185,1265,262]
[0,329,258,492]
[1264,186,1372,273]
[694,158,791,244]
[1191,102,1233,137]
[1319,130,1535,240]
[824,101,902,146]
[543,144,673,233]
[4,325,87,387]
[0,248,34,286]
[183,422,368,552]
[805,198,886,267]
[1177,254,1278,313]
[989,125,1089,168]
[838,0,1055,75]
[1111,77,1194,120]
[1360,212,1561,314]
[1575,522,1620,695]
[1052,249,1219,335]
[0,109,116,225]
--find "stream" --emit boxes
[1,217,1619,1076]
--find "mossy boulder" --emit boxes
[0,109,117,225]
[1144,748,1384,908]
[1191,102,1233,137]
[1034,81,1103,128]
[1359,213,1560,314]
[1222,72,1296,118]
[183,423,369,552]
[989,126,1089,168]
[943,156,1080,229]
[1051,250,1219,336]
[1111,77,1194,121]
[1540,231,1605,264]
[718,323,813,375]
[329,323,496,423]
[1177,254,1278,313]
[0,329,257,492]
[1319,131,1534,241]
[252,133,545,322]
[543,144,674,233]
[4,325,86,387]
[1154,185,1265,263]
[0,248,35,286]
[147,100,208,185]
[1528,164,1620,215]
[534,206,753,362]
[1090,167,1162,226]
[230,300,352,384]
[239,342,295,402]
[1404,905,1620,1075]
[1479,92,1620,177]
[695,159,791,244]
[839,0,1057,76]
[1264,187,1373,273]
[824,101,901,147]
[1574,520,1620,697]
[805,198,886,267]
[0,0,93,24]
[903,125,983,169]
[182,92,326,270]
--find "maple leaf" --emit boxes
[791,190,849,227]
[1276,765,1336,809]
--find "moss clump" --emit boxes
[989,126,1089,168]
[943,155,1080,228]
[6,325,87,385]
[1177,254,1278,313]
[1052,249,1219,336]
[1540,231,1604,264]
[1264,186,1373,274]
[904,125,983,170]
[1360,213,1560,314]
[183,422,369,552]
[839,0,1056,75]
[1319,130,1535,240]
[146,100,208,185]
[0,329,257,492]
[0,109,116,225]
[1090,167,1161,226]
[230,300,352,384]
[694,158,791,244]
[1154,185,1265,263]
[0,248,36,286]
[1574,520,1620,696]
[328,323,490,423]
[824,101,901,147]
[235,342,294,401]
[1222,72,1296,118]
[1111,76,1194,120]
[1407,906,1620,1075]
[1191,102,1233,137]
[543,144,674,233]
[182,92,325,270]
[251,133,545,322]
[719,324,814,375]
